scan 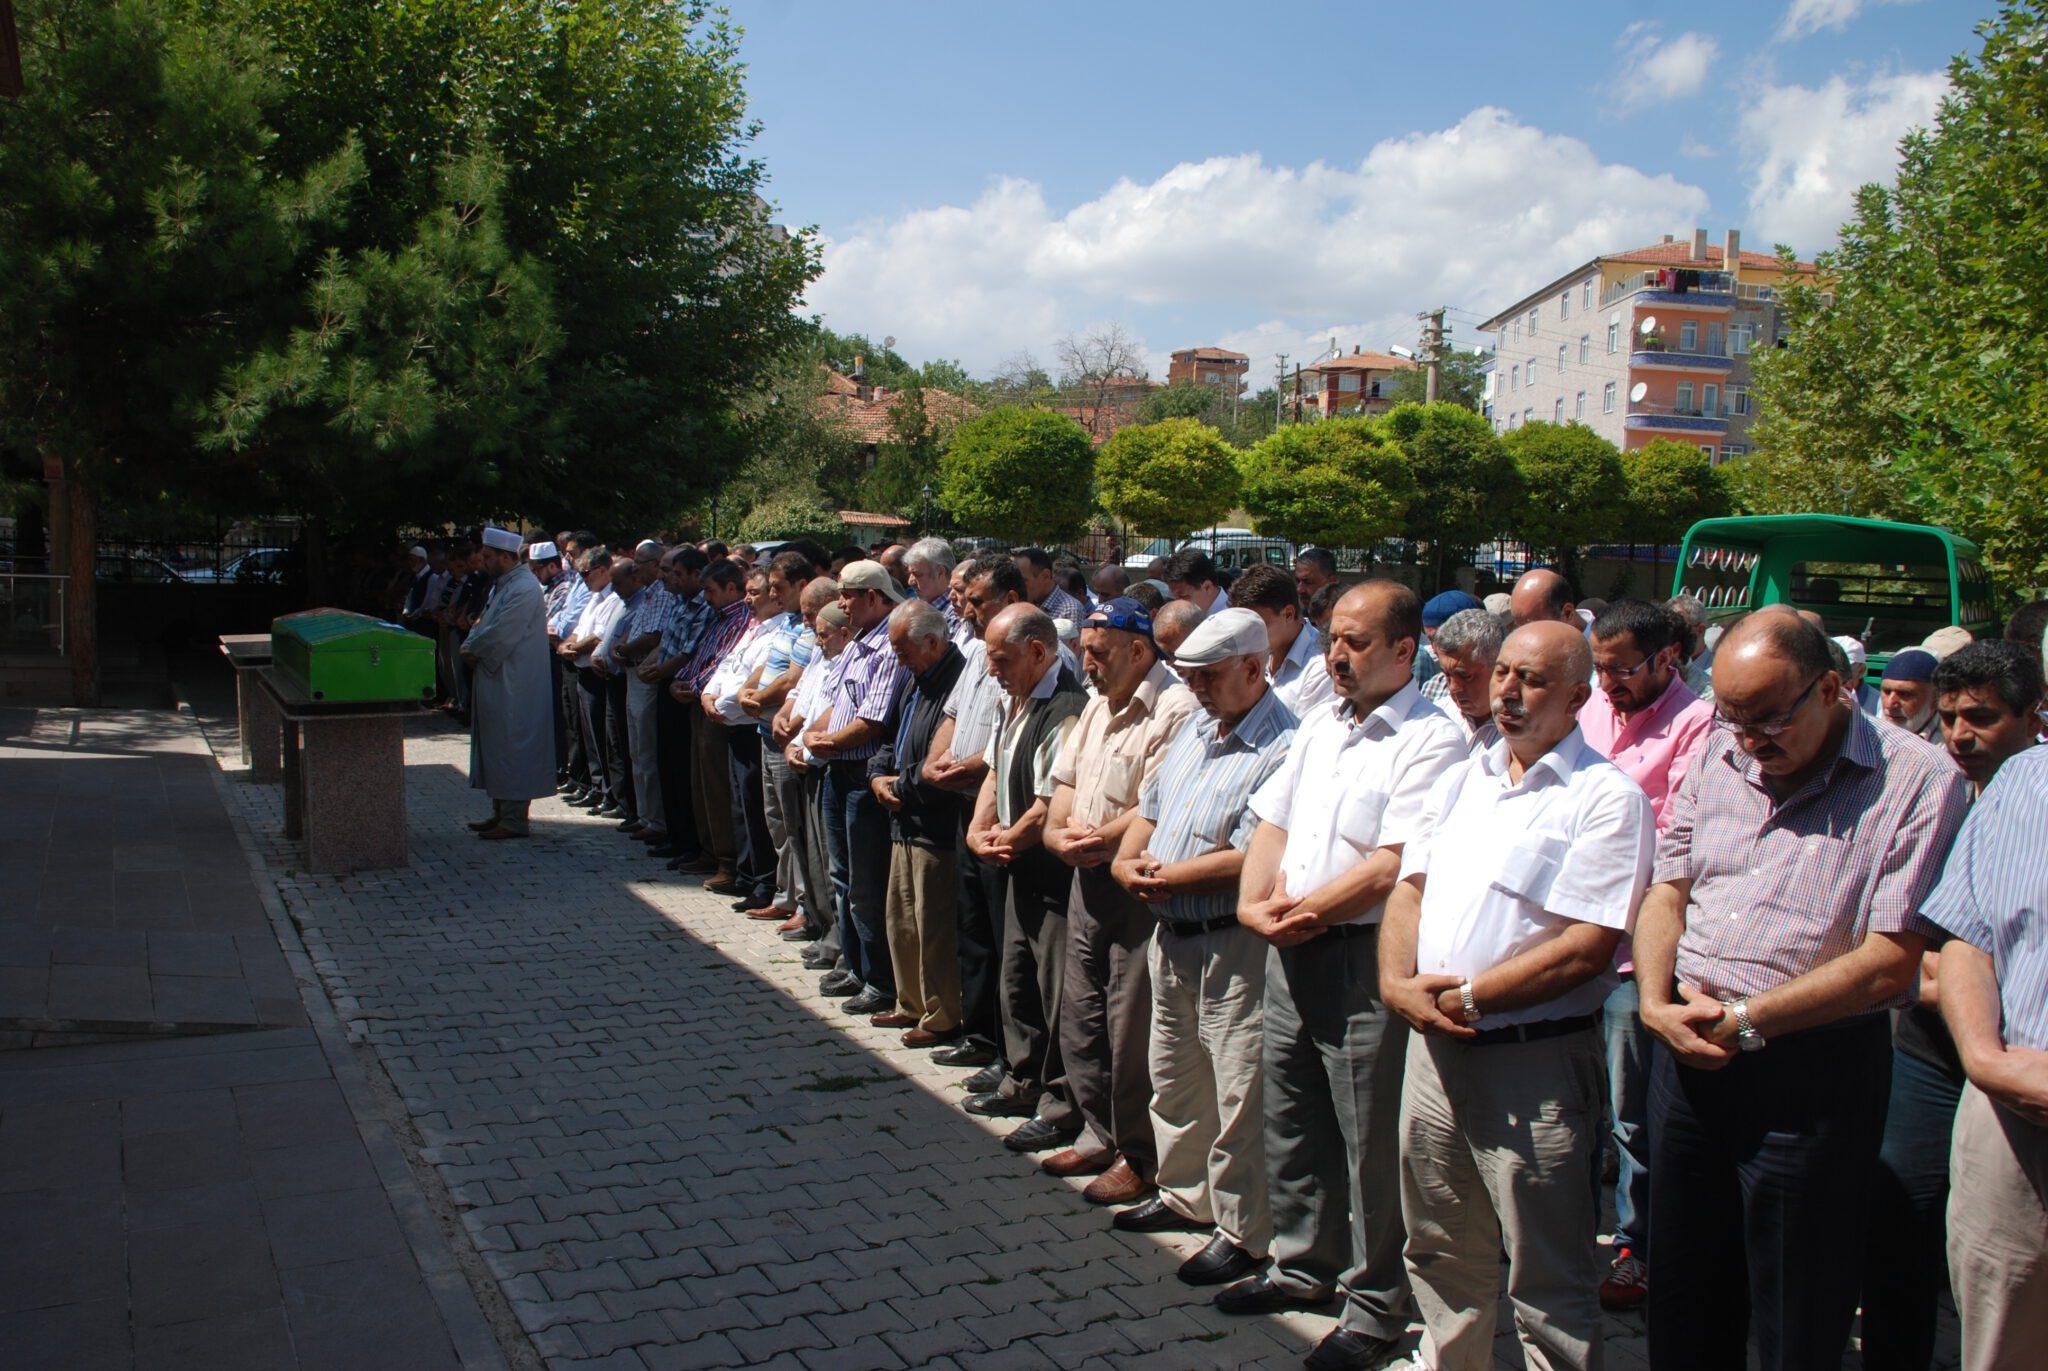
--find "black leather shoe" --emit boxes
[1304,1328,1402,1370]
[800,947,837,969]
[555,780,577,794]
[779,927,819,942]
[961,1063,1006,1093]
[962,1091,1035,1119]
[842,987,892,1015]
[1111,1195,1208,1234]
[933,1040,999,1070]
[1213,1275,1333,1316]
[594,802,623,818]
[617,817,645,833]
[818,971,862,997]
[566,790,599,808]
[1178,1234,1258,1286]
[1002,1116,1079,1153]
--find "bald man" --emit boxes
[1509,569,1578,631]
[1634,611,1970,1371]
[1382,622,1655,1371]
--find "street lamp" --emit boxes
[919,483,933,534]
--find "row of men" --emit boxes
[443,528,2047,1371]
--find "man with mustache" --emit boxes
[1879,648,1943,741]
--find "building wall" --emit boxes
[1168,354,1249,391]
[1491,268,1628,447]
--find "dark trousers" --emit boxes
[823,761,892,994]
[603,673,634,820]
[1648,1013,1893,1371]
[726,727,774,904]
[998,853,1074,1117]
[575,666,611,802]
[1059,866,1158,1175]
[654,688,698,857]
[1862,1045,1966,1371]
[954,813,1008,1050]
[799,766,835,939]
[559,655,589,787]
[548,654,571,781]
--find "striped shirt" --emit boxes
[1657,706,1970,1003]
[678,598,749,693]
[1139,686,1299,923]
[821,618,908,762]
[593,585,644,671]
[1921,744,2048,1050]
[541,574,573,629]
[944,639,1006,760]
[660,591,712,662]
[626,581,675,638]
[755,613,815,737]
[789,647,848,764]
[549,576,591,638]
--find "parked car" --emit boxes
[180,546,290,585]
[1172,528,1300,575]
[95,552,193,584]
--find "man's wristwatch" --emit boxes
[1458,980,1480,1026]
[1729,1000,1765,1052]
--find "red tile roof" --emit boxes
[1304,352,1416,373]
[1605,241,1818,272]
[815,372,976,444]
[837,510,912,528]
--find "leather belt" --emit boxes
[1159,914,1240,939]
[1466,1012,1598,1047]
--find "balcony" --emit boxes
[1601,268,1735,310]
[1631,347,1735,373]
[1625,401,1729,434]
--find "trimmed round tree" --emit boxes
[1238,418,1415,547]
[1503,421,1627,577]
[1095,417,1242,540]
[937,407,1096,544]
[1622,438,1732,593]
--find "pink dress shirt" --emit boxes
[1577,673,1715,833]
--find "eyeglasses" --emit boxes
[1713,674,1824,739]
[1594,656,1655,684]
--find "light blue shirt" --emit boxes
[1922,745,2048,1051]
[1138,687,1299,923]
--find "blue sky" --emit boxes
[730,0,1993,379]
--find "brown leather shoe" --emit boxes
[744,906,790,921]
[703,871,743,895]
[902,1027,961,1049]
[869,1011,917,1029]
[1041,1146,1116,1179]
[777,914,806,933]
[1082,1158,1148,1205]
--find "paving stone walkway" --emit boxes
[192,699,1676,1371]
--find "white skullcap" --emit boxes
[1055,616,1079,643]
[1921,625,1973,660]
[1172,607,1269,668]
[481,526,522,553]
[1831,634,1866,676]
[409,545,428,559]
[1483,592,1513,617]
[528,541,560,561]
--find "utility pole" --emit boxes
[1417,307,1447,405]
[1274,354,1288,427]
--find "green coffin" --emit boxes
[271,609,437,703]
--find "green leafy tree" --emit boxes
[1503,421,1628,585]
[1749,2,2048,590]
[1717,449,1902,520]
[1621,439,1732,594]
[1095,418,1241,540]
[938,407,1095,544]
[1380,402,1520,587]
[1136,382,1219,424]
[855,378,959,519]
[1238,418,1415,547]
[1385,349,1488,411]
[736,492,844,545]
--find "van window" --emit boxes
[1792,560,1957,654]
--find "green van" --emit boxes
[1671,514,1999,681]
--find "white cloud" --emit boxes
[806,108,1709,375]
[1613,29,1720,110]
[1741,69,1949,251]
[1777,0,1918,42]
[1680,135,1719,159]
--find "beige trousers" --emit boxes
[1948,1082,2048,1371]
[1399,1027,1605,1371]
[1147,922,1270,1255]
[885,841,961,1033]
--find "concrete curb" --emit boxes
[184,702,514,1371]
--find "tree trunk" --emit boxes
[48,454,100,706]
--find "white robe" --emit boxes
[463,567,555,801]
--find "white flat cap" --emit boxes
[1173,607,1268,668]
[481,526,522,553]
[528,541,560,561]
[1922,625,1973,659]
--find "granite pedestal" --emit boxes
[219,634,281,782]
[259,669,424,875]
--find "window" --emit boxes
[1729,386,1750,416]
[1559,291,1570,320]
[1579,334,1590,364]
[1700,445,1716,460]
[1724,443,1748,459]
[1338,373,1361,393]
[1707,323,1724,356]
[1582,280,1593,310]
[1680,320,1699,352]
[1602,382,1617,413]
[1607,321,1619,354]
[1523,407,1534,426]
[1527,308,1539,336]
[1731,322,1757,354]
[1702,383,1719,415]
[1513,320,1522,341]
[1677,381,1695,413]
[1575,390,1586,419]
[1553,398,1564,423]
[1527,355,1536,381]
[1557,344,1567,375]
[1510,365,1519,391]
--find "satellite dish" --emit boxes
[883,335,896,349]
[1628,381,1648,403]
[1639,316,1659,336]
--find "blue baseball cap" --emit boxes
[1422,589,1482,629]
[1085,596,1154,641]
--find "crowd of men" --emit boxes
[403,528,2048,1371]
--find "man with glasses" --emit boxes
[1633,611,1969,1371]
[1576,599,1714,1313]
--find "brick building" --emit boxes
[1167,347,1250,393]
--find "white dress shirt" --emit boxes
[1400,728,1655,1027]
[1269,622,1335,716]
[707,617,772,725]
[571,588,623,669]
[1249,679,1466,922]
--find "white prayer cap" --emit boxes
[1483,592,1512,616]
[409,545,428,560]
[481,526,522,553]
[1172,607,1268,668]
[1922,625,1973,660]
[1831,634,1867,678]
[528,541,560,561]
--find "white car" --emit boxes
[180,547,290,584]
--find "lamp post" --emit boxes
[919,483,933,535]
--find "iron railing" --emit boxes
[0,572,67,655]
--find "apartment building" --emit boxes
[1291,347,1415,420]
[1167,347,1250,393]
[1476,228,1817,463]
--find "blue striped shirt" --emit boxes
[1138,686,1300,923]
[549,575,591,637]
[660,591,712,662]
[822,619,908,761]
[1922,744,2048,1051]
[626,582,674,638]
[756,613,815,737]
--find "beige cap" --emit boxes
[838,559,905,603]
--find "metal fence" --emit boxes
[0,572,66,655]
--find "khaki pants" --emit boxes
[1148,921,1270,1255]
[688,710,736,867]
[1060,867,1158,1171]
[886,841,961,1033]
[1400,1027,1606,1371]
[1949,1082,2048,1371]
